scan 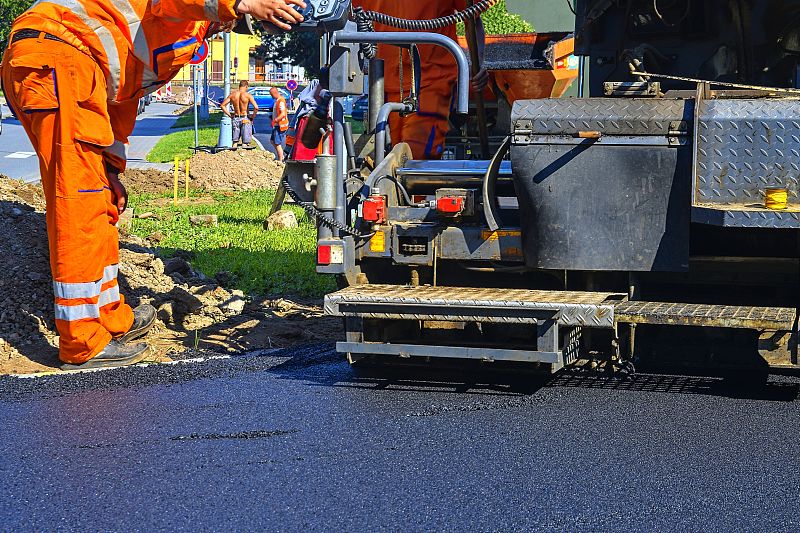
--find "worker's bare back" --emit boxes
[228,89,257,118]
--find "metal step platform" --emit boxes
[325,285,798,368]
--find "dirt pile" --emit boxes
[122,149,285,194]
[188,149,285,191]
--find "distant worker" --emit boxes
[1,0,305,370]
[270,87,290,162]
[353,0,488,159]
[222,80,258,146]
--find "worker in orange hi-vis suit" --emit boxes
[353,0,487,159]
[1,0,306,370]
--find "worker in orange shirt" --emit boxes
[270,87,290,162]
[353,0,487,159]
[1,0,306,370]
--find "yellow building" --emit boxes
[174,33,305,86]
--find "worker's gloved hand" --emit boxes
[234,0,307,31]
[471,67,489,92]
[107,172,128,215]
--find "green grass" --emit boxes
[147,127,219,162]
[128,189,336,297]
[171,110,223,129]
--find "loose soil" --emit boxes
[0,175,341,375]
[122,149,285,194]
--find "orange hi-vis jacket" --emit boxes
[272,96,289,132]
[11,0,238,170]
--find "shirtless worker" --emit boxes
[1,0,305,370]
[221,80,258,146]
[353,0,487,159]
[270,87,290,162]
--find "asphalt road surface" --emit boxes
[3,345,800,531]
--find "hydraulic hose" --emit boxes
[355,0,498,31]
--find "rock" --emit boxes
[135,211,157,219]
[117,208,134,230]
[26,272,45,282]
[147,231,166,244]
[165,286,204,314]
[189,214,218,227]
[151,258,165,276]
[265,210,298,231]
[164,257,191,276]
[157,302,174,324]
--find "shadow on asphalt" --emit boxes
[268,351,800,402]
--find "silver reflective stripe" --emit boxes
[53,264,119,299]
[55,303,100,321]
[118,0,152,68]
[104,140,127,161]
[34,0,122,99]
[142,67,160,89]
[204,0,219,21]
[98,285,121,307]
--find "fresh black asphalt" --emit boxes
[2,344,800,531]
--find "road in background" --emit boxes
[0,101,181,180]
[3,346,800,530]
[0,103,39,182]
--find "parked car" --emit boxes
[137,97,146,115]
[350,94,368,122]
[248,86,291,112]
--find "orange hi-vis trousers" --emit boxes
[2,37,134,364]
[386,90,452,160]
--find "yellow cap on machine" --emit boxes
[765,188,789,210]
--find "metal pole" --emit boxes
[217,32,233,148]
[333,98,346,236]
[200,57,209,121]
[193,65,200,148]
[368,58,384,134]
[375,102,409,166]
[578,55,587,98]
[464,0,489,159]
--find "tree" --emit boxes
[0,0,34,55]
[457,0,533,36]
[255,30,321,80]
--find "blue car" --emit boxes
[248,86,291,112]
[350,94,368,122]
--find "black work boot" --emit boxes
[117,303,157,344]
[60,341,149,370]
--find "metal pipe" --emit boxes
[344,121,357,170]
[333,32,470,115]
[332,98,346,235]
[368,58,385,134]
[315,154,337,241]
[578,55,587,98]
[375,102,410,166]
[217,32,233,148]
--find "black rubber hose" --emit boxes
[356,0,498,31]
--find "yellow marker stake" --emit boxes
[173,156,179,206]
[185,159,190,199]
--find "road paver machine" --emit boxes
[289,0,800,373]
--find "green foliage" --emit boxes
[255,30,321,79]
[457,0,533,36]
[128,189,335,297]
[0,0,34,55]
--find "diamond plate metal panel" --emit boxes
[325,285,625,328]
[511,98,692,136]
[692,206,800,228]
[695,99,800,207]
[616,301,796,330]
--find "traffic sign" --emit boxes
[191,40,209,65]
[287,79,298,91]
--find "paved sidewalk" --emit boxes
[125,102,182,171]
